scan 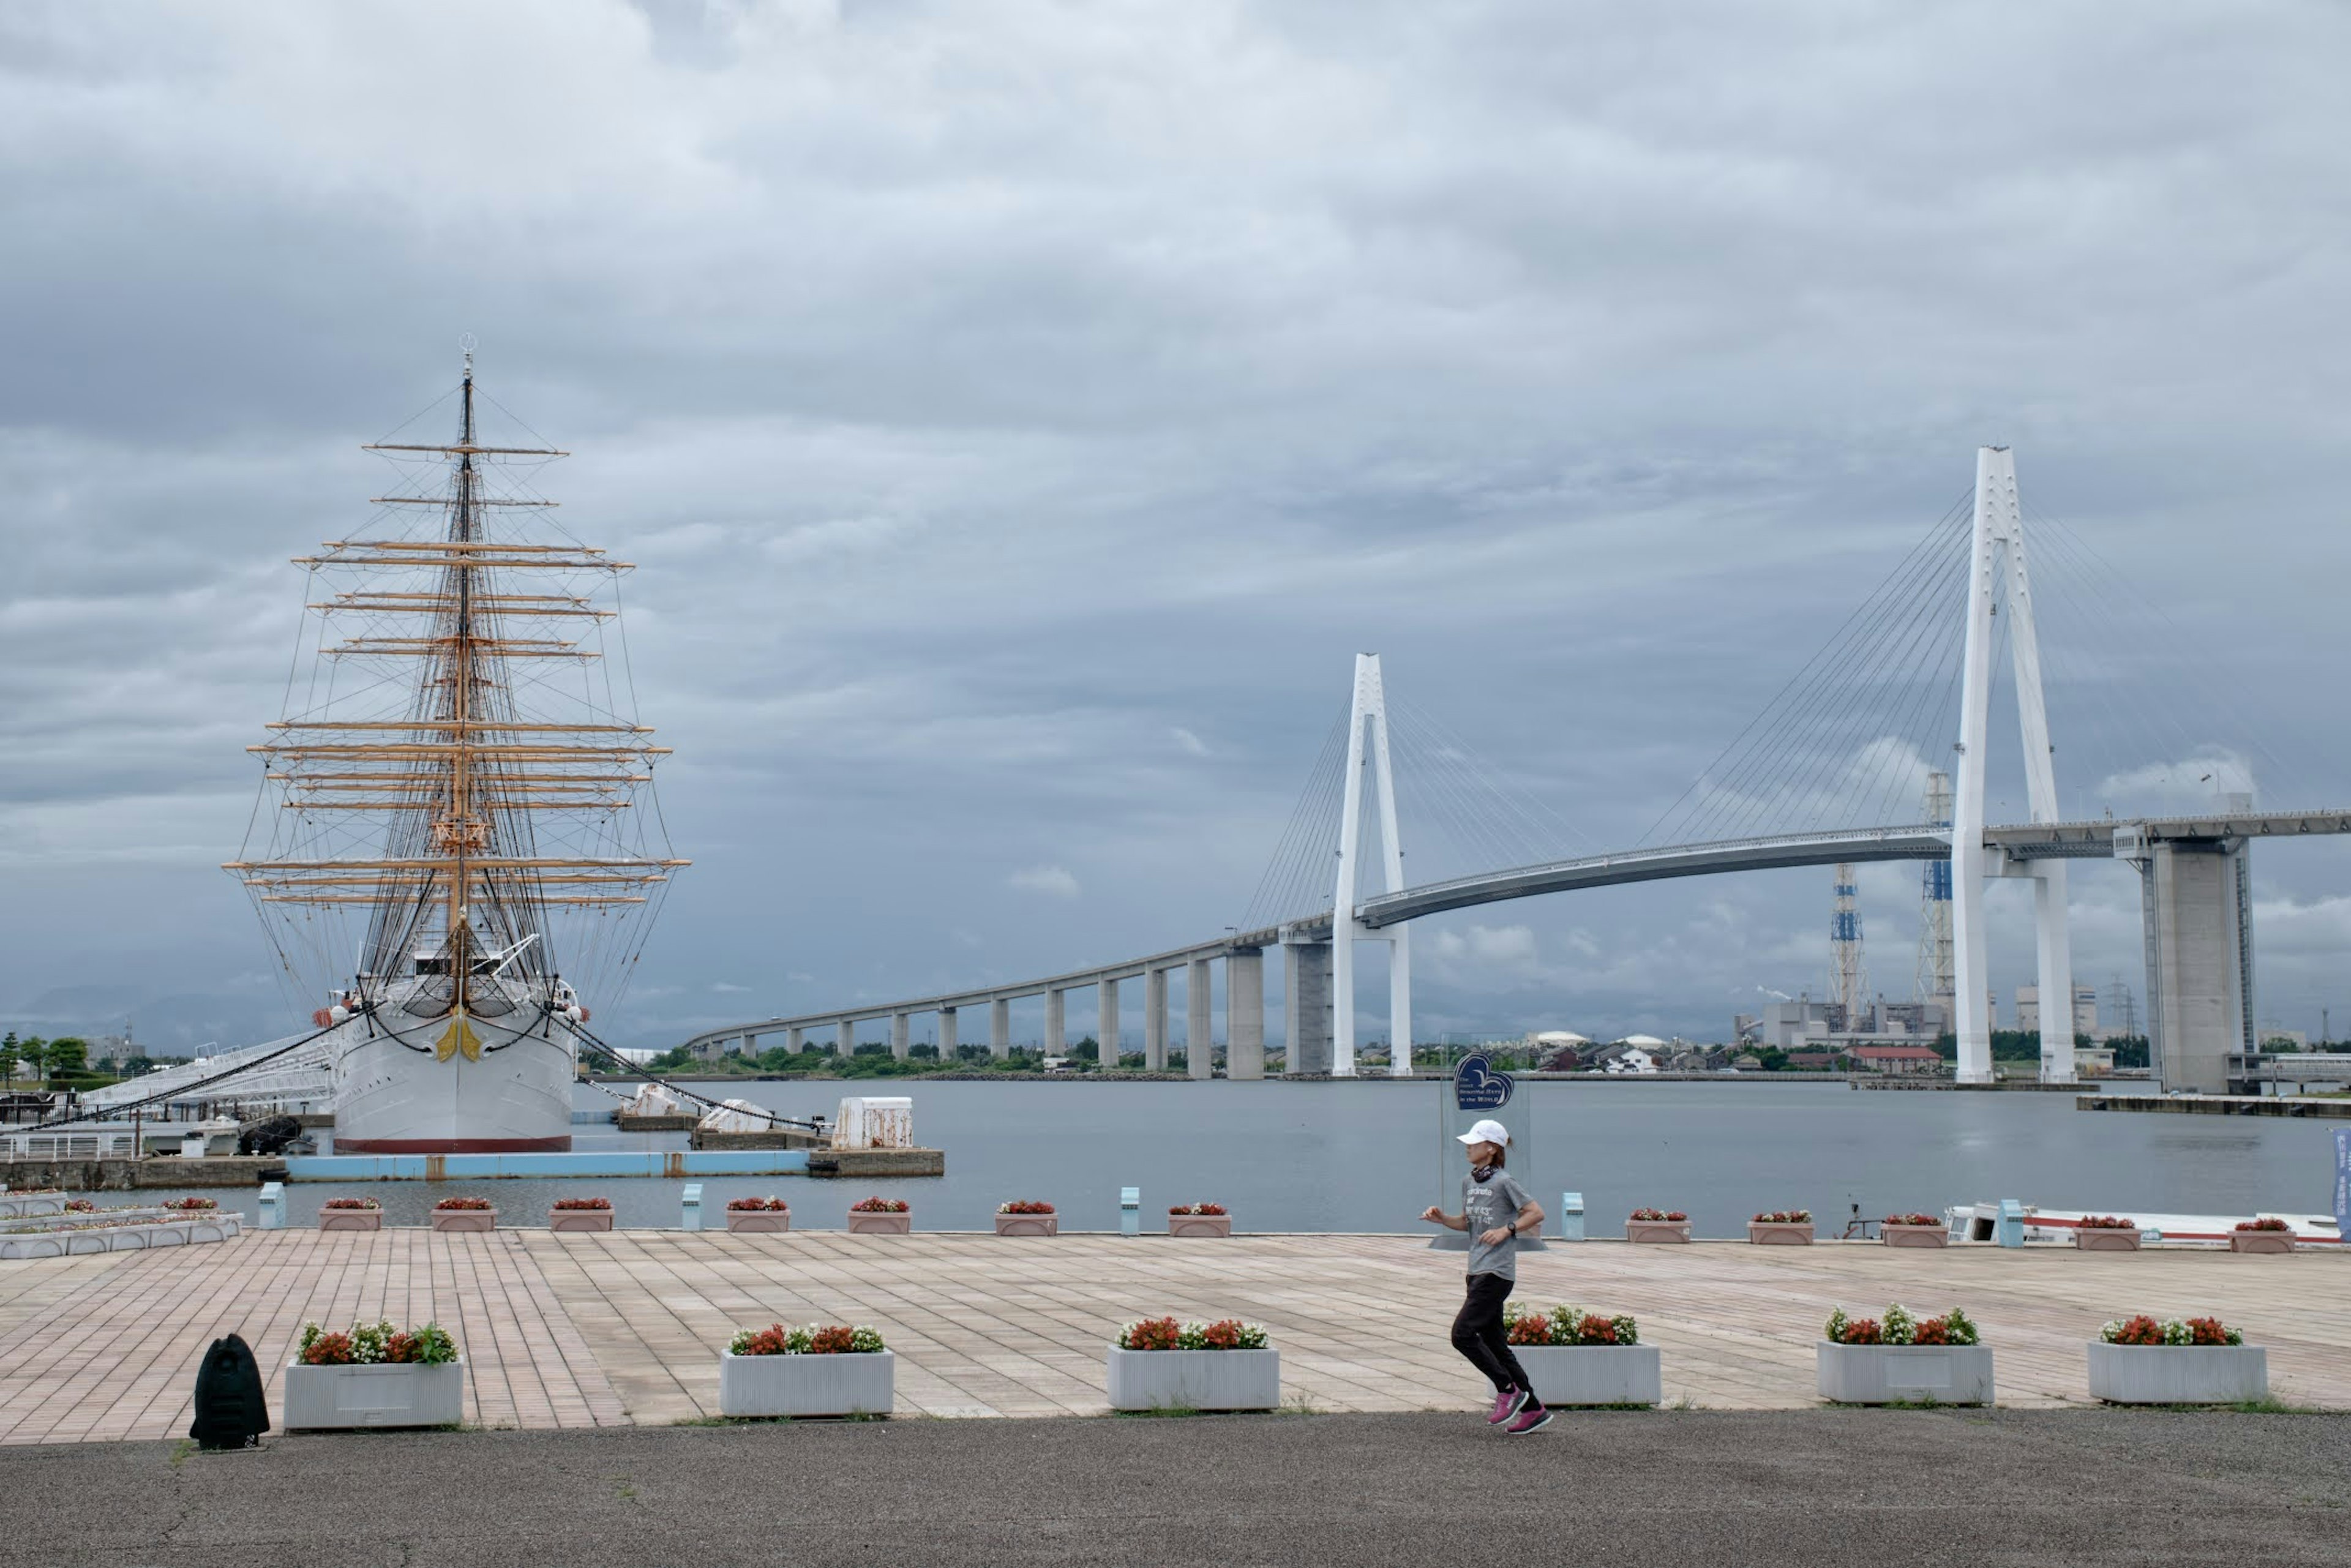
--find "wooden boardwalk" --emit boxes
[1,1231,2344,1442]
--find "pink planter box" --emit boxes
[726,1209,792,1234]
[2230,1231,2295,1255]
[548,1209,613,1232]
[994,1214,1058,1237]
[1625,1219,1690,1245]
[1881,1223,1947,1248]
[847,1212,912,1235]
[1747,1221,1814,1245]
[318,1209,382,1232]
[1168,1214,1232,1238]
[429,1209,498,1233]
[2075,1228,2141,1252]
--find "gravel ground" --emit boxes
[2,1408,2347,1567]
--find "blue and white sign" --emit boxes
[2336,1128,2349,1240]
[1453,1052,1514,1112]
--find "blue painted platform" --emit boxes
[282,1150,810,1181]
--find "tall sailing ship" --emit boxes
[227,348,684,1152]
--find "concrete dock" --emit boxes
[1,1231,2345,1444]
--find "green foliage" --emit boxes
[45,1037,89,1082]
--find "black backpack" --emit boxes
[189,1333,269,1449]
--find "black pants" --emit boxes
[1450,1271,1536,1400]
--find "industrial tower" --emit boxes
[1829,864,1867,1029]
[1914,770,1954,1012]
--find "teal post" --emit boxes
[681,1182,703,1232]
[1558,1191,1584,1242]
[1120,1186,1140,1237]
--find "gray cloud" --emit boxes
[6,1,2350,1051]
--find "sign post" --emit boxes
[1431,1052,1540,1250]
[2335,1129,2348,1242]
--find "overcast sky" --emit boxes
[6,1,2350,1054]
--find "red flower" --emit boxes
[806,1325,857,1354]
[1836,1318,1883,1345]
[1505,1315,1553,1346]
[1121,1316,1183,1351]
[1575,1314,1619,1345]
[727,1196,789,1212]
[2185,1316,2233,1346]
[850,1196,910,1213]
[300,1332,356,1365]
[552,1197,611,1210]
[2108,1315,2165,1346]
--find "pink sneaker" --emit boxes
[1487,1387,1529,1425]
[1505,1405,1553,1436]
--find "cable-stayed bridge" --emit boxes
[682,448,2350,1094]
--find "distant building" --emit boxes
[1741,997,1946,1053]
[2016,983,2098,1039]
[1848,1045,1945,1076]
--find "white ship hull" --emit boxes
[331,991,576,1153]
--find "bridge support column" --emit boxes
[1387,925,1412,1075]
[836,1019,853,1057]
[1226,948,1265,1079]
[990,999,1010,1060]
[1144,968,1168,1071]
[2126,835,2254,1093]
[1187,956,1213,1079]
[939,1007,958,1059]
[787,1026,804,1054]
[890,1013,910,1060]
[1284,939,1333,1075]
[1044,988,1066,1056]
[1098,978,1119,1065]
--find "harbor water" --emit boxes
[130,1079,2343,1234]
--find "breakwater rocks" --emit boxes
[0,1155,285,1191]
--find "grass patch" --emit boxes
[1115,1404,1203,1419]
[167,1439,197,1468]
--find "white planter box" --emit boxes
[0,1195,66,1218]
[1106,1348,1280,1411]
[1515,1345,1661,1407]
[719,1351,894,1417]
[1817,1342,1995,1405]
[0,1214,241,1260]
[282,1359,465,1431]
[2086,1343,2268,1405]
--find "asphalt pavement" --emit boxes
[2,1408,2346,1567]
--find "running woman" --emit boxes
[1420,1117,1550,1434]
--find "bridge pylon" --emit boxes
[1330,653,1411,1078]
[1951,446,2075,1086]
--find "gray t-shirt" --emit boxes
[1463,1169,1532,1279]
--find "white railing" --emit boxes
[4,1131,140,1160]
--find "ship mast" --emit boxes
[228,348,685,1026]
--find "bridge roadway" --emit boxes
[680,808,2351,1075]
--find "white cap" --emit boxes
[1457,1119,1511,1147]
